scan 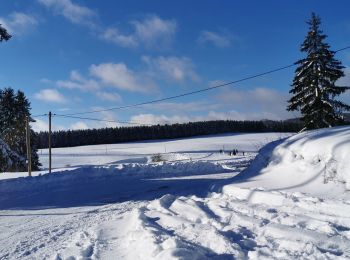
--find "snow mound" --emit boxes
[232,125,350,199]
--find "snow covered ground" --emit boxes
[1,129,350,259]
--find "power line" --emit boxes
[32,114,47,118]
[54,114,153,126]
[334,45,350,53]
[57,64,297,116]
[47,45,350,117]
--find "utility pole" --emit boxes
[25,116,32,177]
[49,111,52,173]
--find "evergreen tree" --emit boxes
[0,24,11,42]
[0,88,17,146]
[287,13,350,129]
[0,88,41,171]
[0,138,26,172]
[14,90,41,170]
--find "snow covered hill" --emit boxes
[0,129,349,259]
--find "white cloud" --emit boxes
[215,87,294,120]
[71,121,89,130]
[143,101,219,114]
[133,15,176,48]
[90,63,156,92]
[96,91,122,102]
[0,12,38,35]
[57,70,100,91]
[102,27,137,47]
[31,118,90,131]
[130,114,190,125]
[34,88,66,103]
[129,108,293,126]
[199,30,232,48]
[208,80,227,87]
[31,118,49,132]
[102,15,177,49]
[142,56,199,82]
[37,0,96,27]
[38,0,175,49]
[31,118,65,132]
[205,110,280,121]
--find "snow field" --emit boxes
[36,132,288,169]
[1,129,350,259]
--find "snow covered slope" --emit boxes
[230,125,350,199]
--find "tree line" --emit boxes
[36,120,303,149]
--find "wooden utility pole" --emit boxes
[49,111,52,173]
[25,116,32,177]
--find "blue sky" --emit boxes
[1,0,349,131]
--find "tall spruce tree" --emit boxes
[0,88,41,171]
[287,13,350,129]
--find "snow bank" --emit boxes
[0,160,234,209]
[232,126,350,198]
[67,160,231,179]
[0,161,232,195]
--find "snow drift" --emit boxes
[0,160,239,209]
[230,125,350,199]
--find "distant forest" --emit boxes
[36,120,304,149]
